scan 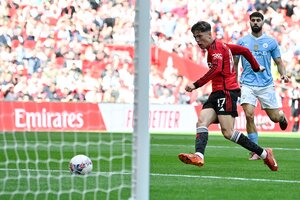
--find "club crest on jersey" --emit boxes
[263,43,268,48]
[212,53,222,60]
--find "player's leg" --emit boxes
[242,103,258,144]
[241,85,259,144]
[218,115,260,150]
[178,108,217,167]
[242,103,260,160]
[241,85,260,159]
[195,108,217,157]
[218,115,278,171]
[178,92,218,167]
[264,108,285,122]
[258,86,288,130]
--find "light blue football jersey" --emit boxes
[237,34,281,87]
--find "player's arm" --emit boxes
[227,44,263,72]
[274,57,289,83]
[233,56,240,83]
[186,52,222,92]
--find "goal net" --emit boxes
[0,102,133,200]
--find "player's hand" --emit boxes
[258,65,265,72]
[185,83,196,92]
[281,74,289,83]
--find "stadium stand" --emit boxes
[0,0,299,105]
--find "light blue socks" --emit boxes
[248,132,258,145]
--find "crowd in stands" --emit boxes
[0,0,299,105]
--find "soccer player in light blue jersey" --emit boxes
[234,11,289,160]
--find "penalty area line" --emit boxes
[151,173,300,184]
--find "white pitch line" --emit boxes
[2,141,300,151]
[0,168,299,184]
[151,144,300,151]
[151,173,300,184]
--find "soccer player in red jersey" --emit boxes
[178,21,278,171]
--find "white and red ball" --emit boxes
[69,154,93,175]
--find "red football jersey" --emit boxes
[194,40,259,92]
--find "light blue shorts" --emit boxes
[240,85,280,109]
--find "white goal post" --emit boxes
[132,0,151,200]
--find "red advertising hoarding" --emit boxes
[0,102,106,131]
[0,102,293,133]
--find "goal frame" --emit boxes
[132,0,151,200]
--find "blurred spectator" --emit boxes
[0,27,11,46]
[43,82,61,101]
[157,87,175,104]
[255,0,269,13]
[3,84,16,101]
[24,49,41,75]
[288,77,300,132]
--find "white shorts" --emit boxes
[240,85,280,109]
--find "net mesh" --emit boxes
[0,102,132,200]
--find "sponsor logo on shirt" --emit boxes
[251,51,268,58]
[212,53,222,60]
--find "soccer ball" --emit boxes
[69,154,93,175]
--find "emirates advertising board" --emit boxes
[0,102,291,133]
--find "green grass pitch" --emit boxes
[0,132,300,200]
